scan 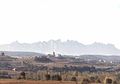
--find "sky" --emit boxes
[0,0,120,48]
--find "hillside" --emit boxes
[0,51,44,57]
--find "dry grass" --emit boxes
[0,79,77,84]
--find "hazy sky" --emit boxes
[0,0,120,48]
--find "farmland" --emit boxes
[0,80,76,84]
[0,52,120,83]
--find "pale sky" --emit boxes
[0,0,120,48]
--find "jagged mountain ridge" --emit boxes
[0,40,120,55]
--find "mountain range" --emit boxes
[0,40,120,55]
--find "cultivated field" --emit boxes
[0,80,77,84]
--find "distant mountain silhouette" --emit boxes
[0,40,120,55]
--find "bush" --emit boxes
[71,77,77,81]
[45,74,50,80]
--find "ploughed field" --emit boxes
[0,80,77,84]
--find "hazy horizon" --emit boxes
[0,39,120,55]
[0,0,120,48]
[0,39,120,50]
[0,39,118,45]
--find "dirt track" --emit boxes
[0,80,77,84]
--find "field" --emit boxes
[0,53,120,84]
[0,80,77,84]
